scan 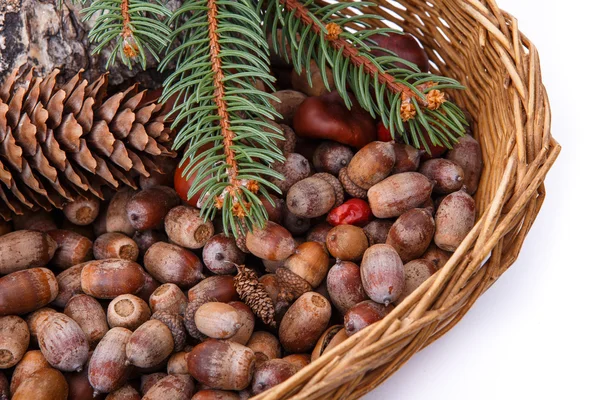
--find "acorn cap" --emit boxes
[312,173,344,207]
[151,310,187,352]
[338,167,367,199]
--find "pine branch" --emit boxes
[264,0,469,152]
[159,0,285,237]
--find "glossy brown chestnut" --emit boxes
[369,32,429,72]
[269,90,307,125]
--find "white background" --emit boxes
[366,1,600,399]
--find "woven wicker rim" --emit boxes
[254,0,561,398]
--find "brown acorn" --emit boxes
[446,134,483,194]
[252,359,299,395]
[191,390,241,400]
[187,339,256,391]
[275,124,298,155]
[105,384,141,400]
[10,350,50,395]
[151,311,187,353]
[286,176,336,218]
[306,222,333,244]
[247,331,281,364]
[313,141,354,175]
[398,259,437,303]
[203,233,246,275]
[229,301,255,346]
[327,261,368,314]
[38,313,90,372]
[126,186,180,230]
[165,205,214,249]
[269,90,307,126]
[53,264,84,308]
[392,143,423,173]
[140,373,167,395]
[107,294,151,330]
[126,320,174,368]
[64,294,109,347]
[269,153,312,194]
[88,327,132,395]
[326,224,369,261]
[0,316,30,369]
[64,367,97,400]
[361,244,405,305]
[137,271,161,304]
[144,242,204,287]
[258,193,285,224]
[422,243,452,271]
[259,274,280,303]
[12,368,69,400]
[94,232,139,261]
[419,158,465,194]
[282,354,311,369]
[149,283,188,315]
[48,229,93,269]
[0,268,58,315]
[311,325,348,361]
[281,205,311,235]
[279,292,331,353]
[188,275,239,303]
[434,189,476,251]
[344,300,392,336]
[167,351,189,375]
[362,219,394,245]
[132,230,168,258]
[346,141,396,190]
[0,230,57,274]
[367,172,434,218]
[64,197,101,226]
[142,374,195,400]
[244,222,295,261]
[386,208,435,262]
[13,211,57,232]
[81,259,146,299]
[194,302,241,340]
[26,308,58,345]
[0,371,7,400]
[291,60,334,97]
[101,188,136,236]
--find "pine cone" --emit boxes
[151,311,186,352]
[234,265,276,328]
[0,67,176,220]
[274,267,312,314]
[339,167,367,199]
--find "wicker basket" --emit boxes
[255,0,561,399]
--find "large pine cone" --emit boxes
[0,67,176,220]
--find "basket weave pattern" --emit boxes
[255,0,561,399]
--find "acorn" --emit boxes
[286,176,337,218]
[203,233,246,275]
[188,275,239,303]
[64,367,96,400]
[282,354,311,369]
[142,374,195,400]
[187,339,256,391]
[398,259,437,303]
[361,244,405,305]
[422,244,452,271]
[102,188,137,236]
[10,350,50,395]
[392,143,423,173]
[0,316,30,369]
[275,124,298,155]
[0,371,7,400]
[367,172,434,218]
[259,193,285,224]
[0,230,57,274]
[279,292,331,353]
[81,259,146,299]
[362,219,394,245]
[269,90,307,126]
[165,206,214,249]
[48,229,93,269]
[446,134,483,194]
[140,373,167,395]
[137,271,161,305]
[94,232,140,261]
[269,153,312,194]
[311,325,348,361]
[191,390,241,400]
[107,294,151,331]
[64,294,109,347]
[386,208,435,262]
[327,261,368,314]
[12,368,68,400]
[421,197,436,215]
[64,197,101,226]
[419,158,465,194]
[245,222,295,261]
[126,320,174,368]
[88,327,133,395]
[259,274,280,304]
[38,313,90,372]
[52,264,84,308]
[13,211,57,232]
[434,189,476,251]
[326,224,369,261]
[126,186,180,231]
[132,230,168,258]
[0,268,58,315]
[167,352,189,375]
[149,283,188,315]
[344,300,392,336]
[369,32,430,72]
[139,157,178,190]
[252,359,299,395]
[291,59,334,97]
[282,206,311,235]
[105,384,141,400]
[306,222,333,244]
[313,141,354,175]
[345,141,396,190]
[26,307,58,345]
[229,301,255,346]
[247,331,281,364]
[194,302,241,340]
[144,242,204,287]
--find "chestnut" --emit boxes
[269,90,307,126]
[369,32,429,72]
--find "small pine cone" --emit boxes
[234,265,276,328]
[275,267,312,314]
[151,311,186,352]
[339,167,367,199]
[313,173,344,207]
[184,297,212,340]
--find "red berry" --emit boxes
[326,199,373,226]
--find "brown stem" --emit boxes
[120,0,139,58]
